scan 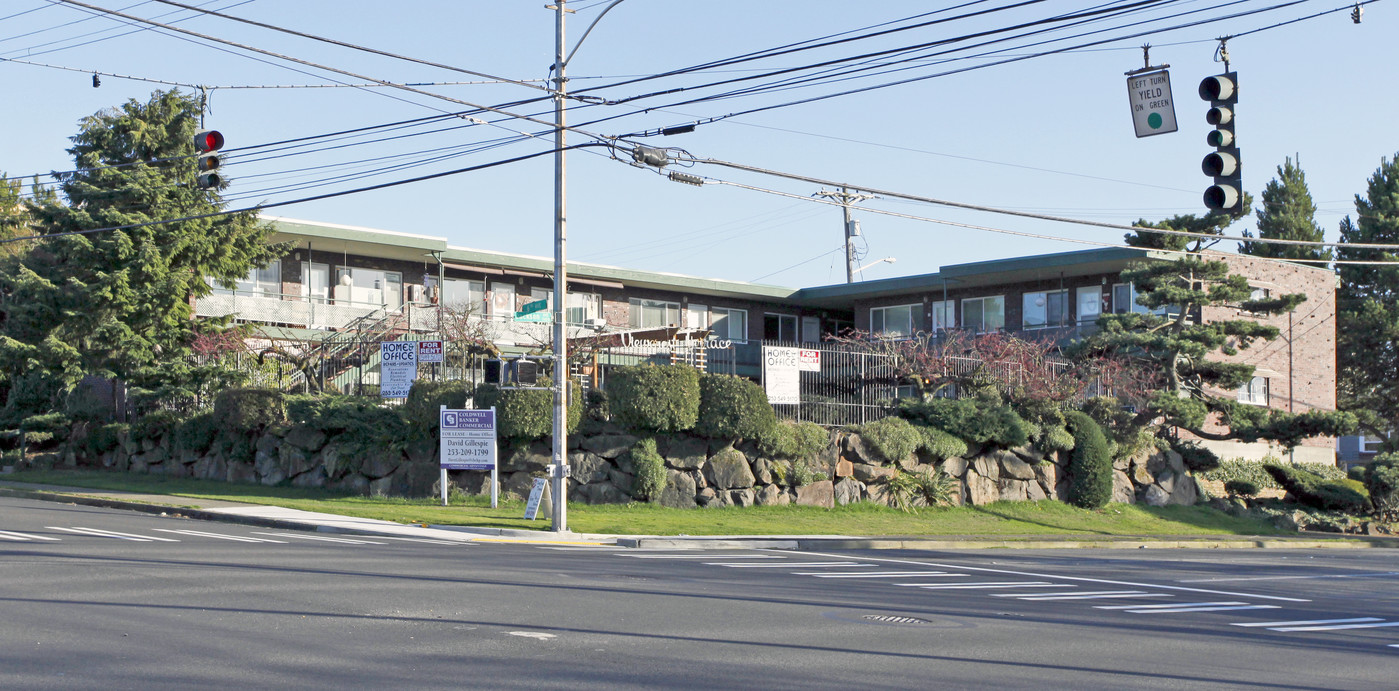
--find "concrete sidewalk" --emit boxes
[2,478,1396,551]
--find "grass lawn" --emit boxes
[2,468,1288,538]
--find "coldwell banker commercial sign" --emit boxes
[439,409,497,471]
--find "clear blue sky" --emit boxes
[1,1,1392,287]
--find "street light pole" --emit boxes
[550,0,570,533]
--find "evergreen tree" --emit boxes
[1239,157,1330,263]
[0,90,283,423]
[1075,214,1353,449]
[1125,200,1250,252]
[0,174,55,257]
[1337,153,1399,442]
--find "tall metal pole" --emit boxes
[550,1,570,533]
[841,186,855,284]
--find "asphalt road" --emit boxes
[2,496,1396,690]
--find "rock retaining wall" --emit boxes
[59,423,1202,509]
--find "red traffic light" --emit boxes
[194,129,224,152]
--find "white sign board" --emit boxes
[798,348,821,372]
[439,409,497,470]
[380,341,418,399]
[763,346,802,405]
[1126,69,1178,138]
[523,478,547,520]
[417,340,444,364]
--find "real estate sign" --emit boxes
[763,346,812,405]
[417,340,444,363]
[380,341,418,398]
[439,408,497,471]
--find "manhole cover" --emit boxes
[862,614,931,625]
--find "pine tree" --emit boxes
[1240,157,1330,263]
[0,90,284,423]
[1125,201,1250,252]
[1337,153,1399,442]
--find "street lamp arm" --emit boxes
[564,0,629,69]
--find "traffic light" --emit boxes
[194,129,224,189]
[1199,73,1240,212]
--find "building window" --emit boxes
[1361,433,1387,454]
[1076,286,1102,325]
[1022,290,1069,329]
[961,296,1004,332]
[566,292,601,325]
[302,261,328,304]
[1237,376,1269,406]
[629,298,679,328]
[870,304,920,338]
[801,316,821,343]
[764,313,798,341]
[1113,282,1180,318]
[441,278,485,314]
[211,259,281,298]
[336,267,402,309]
[711,307,748,342]
[929,300,954,333]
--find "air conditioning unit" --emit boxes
[586,318,607,329]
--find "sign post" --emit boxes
[439,405,498,508]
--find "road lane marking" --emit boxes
[1022,593,1176,601]
[778,550,1311,602]
[1096,601,1246,610]
[154,529,287,543]
[1179,571,1399,583]
[1268,621,1399,632]
[991,590,1139,598]
[0,530,59,541]
[49,527,179,542]
[625,554,783,559]
[250,532,384,544]
[903,582,1059,590]
[374,536,471,545]
[1231,618,1384,628]
[508,632,557,640]
[798,572,965,578]
[708,561,869,568]
[1125,605,1281,614]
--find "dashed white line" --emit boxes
[797,572,965,578]
[0,529,59,541]
[992,590,1138,598]
[707,561,868,568]
[1005,592,1175,601]
[1268,621,1399,632]
[626,554,783,559]
[1179,571,1399,583]
[250,532,384,545]
[374,536,471,546]
[1125,605,1281,614]
[903,581,1059,590]
[154,529,287,543]
[1096,601,1247,610]
[48,526,179,542]
[1231,618,1383,628]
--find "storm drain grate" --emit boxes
[862,614,931,625]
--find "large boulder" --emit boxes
[796,480,834,508]
[834,477,865,505]
[971,455,1000,481]
[657,435,708,469]
[582,434,640,460]
[1169,474,1199,506]
[718,489,757,508]
[284,426,327,453]
[967,472,998,505]
[756,483,789,506]
[1111,469,1136,504]
[706,446,756,489]
[658,469,697,509]
[941,456,968,479]
[360,449,402,480]
[852,463,897,483]
[842,434,877,465]
[1143,484,1172,507]
[568,451,611,485]
[998,478,1030,502]
[999,452,1037,480]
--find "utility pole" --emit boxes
[814,187,875,283]
[550,0,570,533]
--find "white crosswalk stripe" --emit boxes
[0,529,60,541]
[154,529,287,543]
[901,581,1059,590]
[48,526,179,542]
[993,591,1174,601]
[707,561,868,568]
[1267,621,1399,632]
[1231,618,1383,628]
[797,571,965,578]
[250,532,384,545]
[1123,605,1280,614]
[1096,601,1246,610]
[625,554,783,559]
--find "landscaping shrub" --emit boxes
[1263,463,1371,514]
[1348,465,1369,482]
[607,364,700,433]
[855,417,922,463]
[401,380,473,438]
[1174,440,1221,473]
[918,426,968,460]
[174,411,218,455]
[1064,410,1112,509]
[284,394,411,456]
[695,374,775,440]
[1223,479,1260,498]
[472,384,580,441]
[86,422,128,456]
[213,388,286,433]
[1199,459,1282,490]
[628,438,667,502]
[132,409,182,443]
[1362,454,1399,521]
[584,389,609,422]
[897,394,1033,449]
[19,412,69,446]
[885,468,956,511]
[756,420,828,460]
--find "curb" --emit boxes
[0,486,343,535]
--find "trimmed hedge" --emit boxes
[897,396,1033,449]
[132,409,181,443]
[756,420,828,460]
[918,426,968,460]
[472,384,581,441]
[401,380,473,439]
[1199,459,1282,490]
[1223,479,1260,498]
[174,411,218,455]
[607,364,700,433]
[695,374,775,440]
[1362,453,1399,520]
[1174,440,1221,473]
[628,438,666,502]
[855,417,922,463]
[1064,411,1112,509]
[213,388,286,432]
[1263,463,1371,514]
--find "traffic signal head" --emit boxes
[193,129,224,189]
[1199,73,1240,212]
